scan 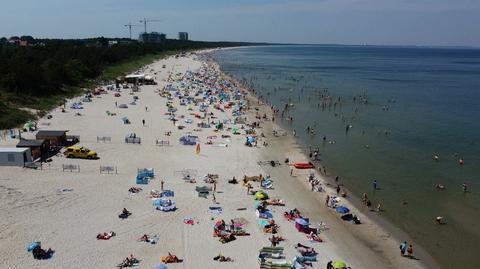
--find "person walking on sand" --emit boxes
[115,101,117,107]
[399,241,407,256]
[290,169,293,176]
[362,193,368,205]
[212,193,216,204]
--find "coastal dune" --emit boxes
[0,52,434,268]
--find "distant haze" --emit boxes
[1,0,480,47]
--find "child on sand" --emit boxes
[407,244,413,258]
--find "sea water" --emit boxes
[212,45,480,269]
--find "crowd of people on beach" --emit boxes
[21,52,462,269]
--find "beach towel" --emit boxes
[259,261,291,269]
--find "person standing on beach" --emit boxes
[196,144,201,155]
[293,130,296,136]
[290,169,293,176]
[407,244,413,258]
[336,185,341,195]
[161,180,164,191]
[362,193,368,205]
[399,241,407,256]
[142,119,145,126]
[325,195,330,207]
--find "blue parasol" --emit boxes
[336,206,350,214]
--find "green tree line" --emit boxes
[0,37,260,128]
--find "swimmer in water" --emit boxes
[433,154,439,162]
[435,184,445,190]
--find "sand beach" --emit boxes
[0,51,436,269]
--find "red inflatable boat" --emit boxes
[293,162,315,169]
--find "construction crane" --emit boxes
[124,22,143,39]
[139,18,161,34]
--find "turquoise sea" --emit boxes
[212,45,480,269]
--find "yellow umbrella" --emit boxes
[333,261,347,268]
[254,191,268,200]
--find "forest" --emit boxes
[0,37,257,128]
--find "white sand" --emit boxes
[0,52,433,269]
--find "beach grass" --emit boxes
[0,100,35,129]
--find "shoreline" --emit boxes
[0,49,437,269]
[208,50,440,269]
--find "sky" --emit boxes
[1,0,480,47]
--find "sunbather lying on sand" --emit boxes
[128,187,142,194]
[228,176,238,184]
[97,231,116,240]
[32,246,55,260]
[139,234,158,244]
[117,254,139,268]
[264,220,279,234]
[119,208,132,219]
[213,254,234,262]
[219,233,236,243]
[269,235,285,246]
[161,252,181,263]
[284,208,301,220]
[306,231,323,242]
[266,199,285,206]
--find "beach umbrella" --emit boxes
[295,218,309,226]
[335,206,350,214]
[254,191,268,200]
[333,260,347,269]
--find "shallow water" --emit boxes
[212,45,480,269]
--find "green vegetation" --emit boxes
[0,37,258,129]
[101,52,169,81]
[0,101,34,129]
